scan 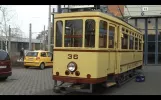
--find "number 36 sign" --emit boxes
[68,54,78,59]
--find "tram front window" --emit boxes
[64,19,83,47]
[85,19,95,47]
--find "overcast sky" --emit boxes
[8,5,57,39]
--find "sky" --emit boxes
[7,5,57,39]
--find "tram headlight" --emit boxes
[67,62,77,72]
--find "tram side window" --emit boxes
[64,19,83,47]
[135,38,138,50]
[129,35,134,49]
[56,21,63,47]
[99,20,107,48]
[85,19,95,47]
[122,33,128,49]
[139,39,141,50]
[109,26,115,48]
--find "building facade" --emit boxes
[108,5,161,65]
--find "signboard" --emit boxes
[142,7,148,11]
[61,5,95,9]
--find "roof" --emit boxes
[28,50,49,52]
[54,11,142,34]
[0,36,43,43]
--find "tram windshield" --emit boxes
[55,19,96,48]
[64,19,83,47]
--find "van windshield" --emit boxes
[26,52,38,57]
[0,51,10,60]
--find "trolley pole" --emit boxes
[48,5,51,52]
[29,23,32,51]
[8,25,11,56]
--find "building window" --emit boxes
[64,19,83,47]
[158,42,161,53]
[140,30,145,34]
[147,18,156,29]
[158,18,161,29]
[122,33,128,49]
[129,35,134,50]
[109,26,115,48]
[137,19,145,29]
[85,19,95,47]
[99,20,107,48]
[158,31,161,41]
[148,30,155,41]
[148,53,155,64]
[55,21,63,47]
[148,42,155,53]
[128,19,135,26]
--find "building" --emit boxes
[108,5,161,65]
[0,36,42,53]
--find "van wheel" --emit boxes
[0,77,8,81]
[40,63,45,70]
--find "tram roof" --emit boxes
[53,11,142,35]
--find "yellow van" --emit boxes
[24,50,53,70]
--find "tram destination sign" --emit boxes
[61,5,95,9]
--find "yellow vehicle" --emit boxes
[24,50,53,70]
[52,11,144,93]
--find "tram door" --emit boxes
[109,24,118,73]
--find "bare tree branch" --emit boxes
[0,5,22,51]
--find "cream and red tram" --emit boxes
[52,11,144,93]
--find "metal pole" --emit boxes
[8,25,11,56]
[40,39,41,50]
[43,25,46,50]
[48,5,51,52]
[29,23,32,51]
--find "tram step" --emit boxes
[106,82,116,87]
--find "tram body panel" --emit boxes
[53,51,98,78]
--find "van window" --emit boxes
[0,51,10,60]
[26,52,38,57]
[41,52,47,57]
[47,52,52,57]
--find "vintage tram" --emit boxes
[52,11,144,93]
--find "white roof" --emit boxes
[0,36,43,43]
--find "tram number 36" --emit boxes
[68,54,78,59]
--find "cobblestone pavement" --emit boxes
[0,67,54,95]
[0,66,161,95]
[36,66,161,95]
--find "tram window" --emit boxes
[129,35,134,49]
[64,19,83,47]
[135,38,138,50]
[56,21,63,47]
[122,33,128,49]
[99,20,107,48]
[139,39,141,50]
[85,19,95,47]
[109,26,115,48]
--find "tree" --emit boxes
[0,5,22,51]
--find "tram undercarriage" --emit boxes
[53,67,143,94]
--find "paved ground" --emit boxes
[0,66,161,95]
[0,67,54,95]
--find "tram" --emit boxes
[52,11,144,93]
